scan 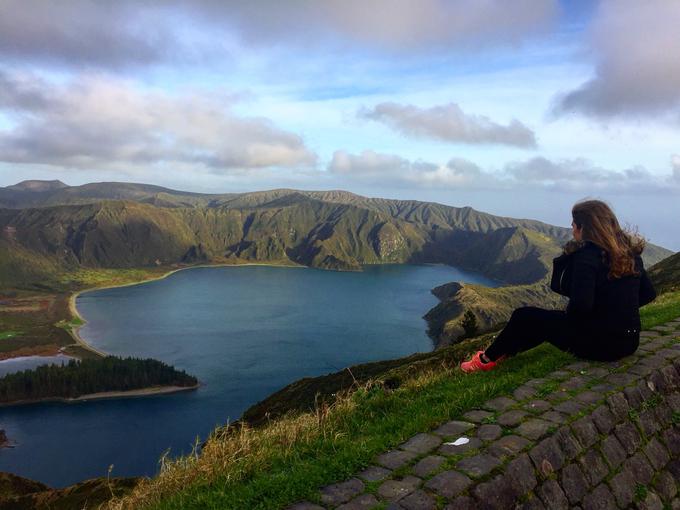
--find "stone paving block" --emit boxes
[605,392,631,421]
[581,367,611,379]
[483,396,517,412]
[529,436,565,477]
[517,495,546,510]
[661,364,680,388]
[477,424,502,441]
[438,436,482,456]
[412,456,445,478]
[539,410,568,424]
[653,401,673,427]
[565,361,593,372]
[560,463,589,504]
[606,372,638,387]
[513,385,538,401]
[649,371,671,394]
[397,489,436,510]
[505,453,538,494]
[614,421,642,455]
[653,470,678,502]
[669,459,680,480]
[637,491,664,510]
[553,399,585,415]
[524,399,552,414]
[376,450,419,470]
[377,476,421,501]
[591,404,616,434]
[431,420,475,437]
[554,426,584,460]
[358,466,392,482]
[497,409,528,427]
[589,382,617,393]
[456,453,502,478]
[570,416,599,449]
[624,385,644,408]
[661,427,680,457]
[524,377,549,388]
[488,434,531,460]
[400,433,442,454]
[288,502,326,510]
[667,392,680,412]
[638,378,656,400]
[536,478,569,510]
[643,437,671,471]
[600,435,627,469]
[424,470,472,499]
[515,418,553,441]
[582,484,618,510]
[461,409,493,424]
[337,494,380,510]
[472,474,519,510]
[577,449,609,487]
[560,376,589,391]
[544,390,569,403]
[320,478,365,506]
[443,496,476,510]
[607,468,636,508]
[622,451,655,485]
[548,369,573,379]
[575,390,603,405]
[629,364,654,376]
[638,408,661,437]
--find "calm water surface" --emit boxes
[0,264,497,487]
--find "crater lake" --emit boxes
[0,264,498,487]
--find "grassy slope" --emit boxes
[106,289,680,510]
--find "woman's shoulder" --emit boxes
[573,241,605,264]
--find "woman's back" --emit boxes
[566,241,656,335]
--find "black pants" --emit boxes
[484,306,639,363]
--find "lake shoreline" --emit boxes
[67,260,306,359]
[0,383,201,408]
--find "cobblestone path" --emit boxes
[287,318,680,510]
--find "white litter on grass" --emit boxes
[444,437,469,446]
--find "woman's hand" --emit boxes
[562,239,585,255]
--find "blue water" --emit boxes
[0,264,497,487]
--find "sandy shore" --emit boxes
[0,383,200,407]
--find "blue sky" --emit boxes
[0,0,678,249]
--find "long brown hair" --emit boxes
[571,200,645,279]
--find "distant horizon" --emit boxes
[3,177,678,252]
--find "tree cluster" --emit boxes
[0,356,197,403]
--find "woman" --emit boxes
[460,200,657,373]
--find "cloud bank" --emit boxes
[360,102,536,147]
[329,150,679,193]
[0,0,559,69]
[0,70,316,172]
[553,0,680,120]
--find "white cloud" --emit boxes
[359,102,536,147]
[0,70,316,172]
[328,150,679,193]
[553,0,680,119]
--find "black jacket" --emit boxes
[550,241,656,334]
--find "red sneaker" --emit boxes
[460,351,506,373]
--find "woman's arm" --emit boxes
[566,249,599,318]
[550,253,571,297]
[637,257,657,306]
